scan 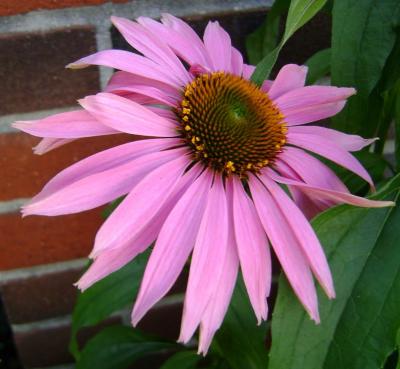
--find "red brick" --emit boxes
[0,0,128,17]
[0,27,99,115]
[0,209,103,270]
[1,267,84,323]
[0,132,133,201]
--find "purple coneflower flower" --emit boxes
[14,14,393,354]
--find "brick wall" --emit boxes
[0,1,330,368]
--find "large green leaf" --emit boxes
[305,48,331,85]
[251,0,327,85]
[76,326,175,369]
[159,351,202,369]
[268,174,400,369]
[331,0,400,135]
[69,251,149,359]
[213,278,268,369]
[395,86,400,172]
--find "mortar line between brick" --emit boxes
[0,198,29,214]
[0,259,88,282]
[0,106,77,133]
[0,0,270,34]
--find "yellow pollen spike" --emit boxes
[203,153,208,158]
[195,137,200,142]
[275,144,281,149]
[263,159,269,165]
[280,139,286,145]
[182,100,189,107]
[184,125,191,131]
[196,144,204,151]
[191,136,198,144]
[246,163,253,169]
[182,108,191,114]
[183,116,189,122]
[225,161,236,171]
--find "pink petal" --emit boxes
[30,138,177,203]
[259,173,335,299]
[131,169,213,325]
[265,168,395,208]
[13,110,117,138]
[288,125,377,151]
[77,164,202,290]
[91,155,190,258]
[198,231,239,355]
[231,176,271,322]
[249,175,320,323]
[268,64,308,100]
[67,50,181,89]
[33,138,75,154]
[23,148,186,216]
[79,93,177,137]
[138,14,211,68]
[105,71,180,103]
[111,16,190,86]
[278,147,349,193]
[231,47,244,76]
[275,86,356,125]
[203,21,232,72]
[287,131,374,188]
[179,176,229,343]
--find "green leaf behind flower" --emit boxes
[213,278,269,369]
[268,173,400,369]
[69,250,149,359]
[251,0,327,85]
[76,325,175,369]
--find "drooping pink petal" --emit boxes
[287,131,374,188]
[268,64,308,100]
[203,21,232,72]
[111,16,191,86]
[138,14,211,68]
[33,138,75,154]
[278,147,349,193]
[67,50,182,89]
[104,71,181,101]
[179,176,229,343]
[248,175,320,323]
[23,148,186,216]
[77,164,203,290]
[231,176,271,322]
[265,168,395,208]
[91,155,190,258]
[231,47,244,76]
[131,169,213,325]
[288,125,377,151]
[198,234,239,355]
[275,86,355,125]
[13,110,117,138]
[79,93,177,137]
[30,138,178,203]
[259,172,335,299]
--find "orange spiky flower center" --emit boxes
[177,72,287,177]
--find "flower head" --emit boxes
[13,14,393,354]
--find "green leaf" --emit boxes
[69,251,149,359]
[213,278,268,369]
[246,0,291,65]
[393,82,400,172]
[331,0,400,135]
[76,326,175,369]
[305,48,331,85]
[159,351,202,369]
[251,0,327,85]
[268,174,400,369]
